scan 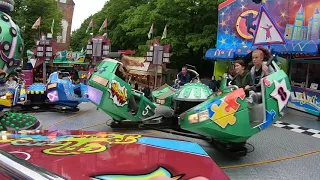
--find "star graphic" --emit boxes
[220,20,226,27]
[220,38,226,44]
[233,41,237,45]
[221,12,225,16]
[224,30,229,34]
[240,5,245,10]
[232,33,236,37]
[271,79,290,112]
[293,1,297,5]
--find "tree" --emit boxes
[11,0,63,52]
[71,0,221,77]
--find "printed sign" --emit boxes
[108,80,128,106]
[252,5,286,46]
[288,86,320,116]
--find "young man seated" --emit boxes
[111,53,144,115]
[177,66,191,86]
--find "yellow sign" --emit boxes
[0,134,141,156]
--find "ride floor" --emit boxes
[32,103,320,180]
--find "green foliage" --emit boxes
[11,0,63,51]
[71,0,221,77]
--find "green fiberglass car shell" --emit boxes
[179,62,291,143]
[87,59,156,121]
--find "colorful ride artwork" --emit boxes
[0,130,229,180]
[86,53,291,158]
[0,0,41,131]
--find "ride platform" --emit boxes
[2,102,320,180]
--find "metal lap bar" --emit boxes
[0,150,66,180]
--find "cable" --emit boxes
[220,149,320,169]
[246,143,255,153]
[44,107,95,130]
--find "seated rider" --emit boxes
[177,66,191,86]
[231,59,252,95]
[109,53,144,115]
[250,47,275,92]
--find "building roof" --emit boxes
[298,4,304,14]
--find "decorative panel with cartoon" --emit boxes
[217,0,320,49]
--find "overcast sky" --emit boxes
[71,0,108,31]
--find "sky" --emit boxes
[71,0,108,31]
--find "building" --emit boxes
[56,0,75,51]
[284,5,308,40]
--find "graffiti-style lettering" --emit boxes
[108,80,128,106]
[0,134,142,156]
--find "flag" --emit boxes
[86,19,94,33]
[161,25,167,40]
[32,17,41,29]
[99,18,108,32]
[147,24,154,39]
[51,19,55,34]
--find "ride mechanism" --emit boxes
[86,6,291,158]
[0,0,42,131]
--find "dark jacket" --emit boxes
[178,72,191,86]
[232,71,252,88]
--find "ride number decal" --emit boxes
[142,105,152,116]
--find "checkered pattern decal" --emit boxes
[273,121,320,139]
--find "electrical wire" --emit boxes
[44,107,95,130]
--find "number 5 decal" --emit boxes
[142,105,151,116]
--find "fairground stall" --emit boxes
[26,50,89,85]
[206,0,320,118]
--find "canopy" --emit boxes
[205,48,235,60]
[272,40,320,55]
[206,40,320,61]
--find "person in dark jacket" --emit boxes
[209,76,217,92]
[231,59,252,91]
[177,66,191,86]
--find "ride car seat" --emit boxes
[73,87,82,98]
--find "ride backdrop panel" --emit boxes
[0,131,229,180]
[217,0,320,49]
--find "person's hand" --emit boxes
[149,176,209,180]
[262,64,269,75]
[245,85,251,90]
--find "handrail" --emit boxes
[0,149,67,180]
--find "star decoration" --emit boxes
[293,1,297,5]
[211,102,237,128]
[232,33,236,37]
[240,5,245,10]
[220,38,226,44]
[224,30,229,34]
[281,12,286,17]
[221,12,225,16]
[271,79,290,112]
[220,20,226,27]
[233,41,237,45]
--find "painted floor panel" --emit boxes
[31,103,320,180]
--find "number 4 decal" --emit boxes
[142,105,152,116]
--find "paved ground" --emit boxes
[32,103,320,180]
